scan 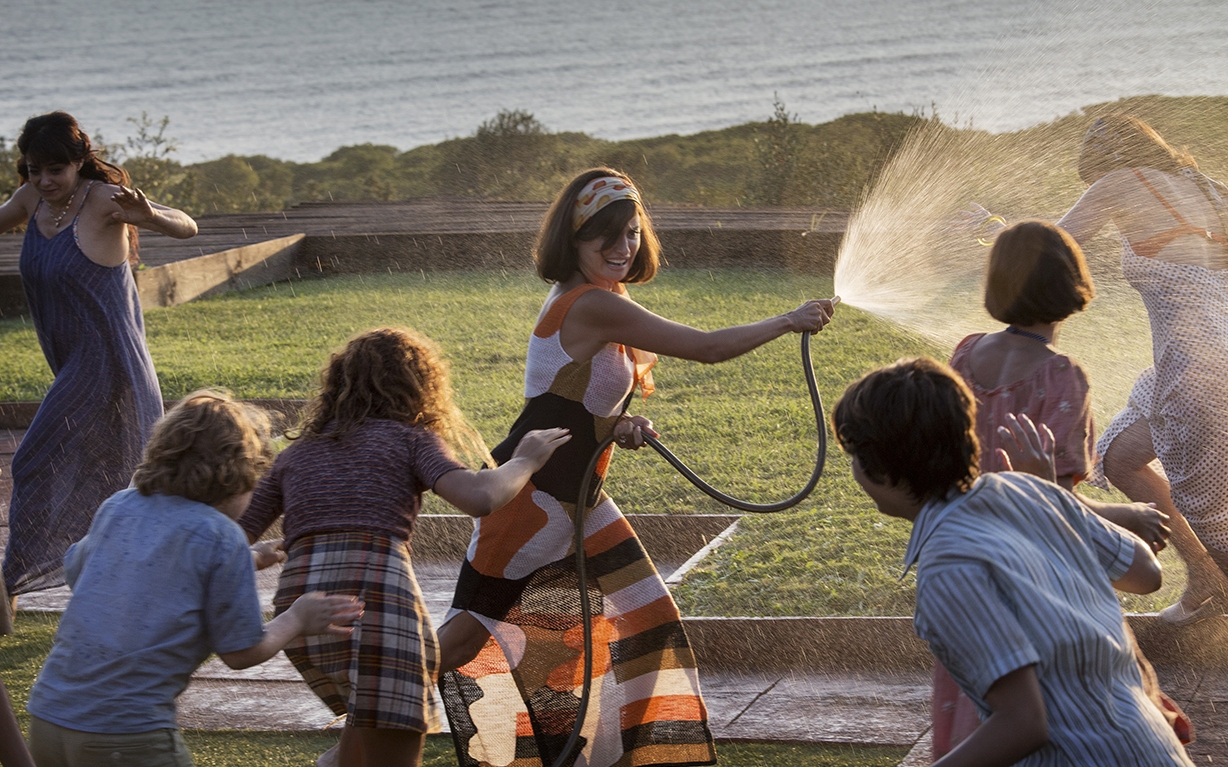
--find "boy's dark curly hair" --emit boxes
[833,357,980,502]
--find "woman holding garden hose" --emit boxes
[436,167,836,767]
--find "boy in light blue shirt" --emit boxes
[832,358,1192,767]
[26,391,363,767]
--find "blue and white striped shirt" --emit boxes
[906,472,1191,766]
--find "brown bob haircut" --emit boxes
[1077,113,1197,186]
[132,390,274,506]
[984,220,1094,326]
[534,167,661,284]
[833,357,980,503]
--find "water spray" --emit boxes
[552,315,834,767]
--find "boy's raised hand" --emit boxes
[511,428,572,472]
[996,413,1057,483]
[251,539,287,570]
[290,592,364,636]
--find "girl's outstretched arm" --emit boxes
[565,290,838,364]
[433,428,571,516]
[1056,174,1120,244]
[219,592,362,670]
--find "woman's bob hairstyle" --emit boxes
[984,220,1094,327]
[534,168,661,284]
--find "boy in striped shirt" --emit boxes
[833,357,1192,766]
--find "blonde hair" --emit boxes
[297,327,493,467]
[133,390,274,505]
[1078,114,1197,185]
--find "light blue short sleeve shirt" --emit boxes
[906,473,1191,766]
[28,489,266,733]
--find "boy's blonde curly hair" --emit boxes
[296,327,493,467]
[133,390,274,505]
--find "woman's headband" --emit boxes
[573,176,640,232]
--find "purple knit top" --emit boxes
[239,418,467,548]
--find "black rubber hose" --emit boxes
[551,331,826,767]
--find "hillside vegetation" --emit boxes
[4,95,1223,217]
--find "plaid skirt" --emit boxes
[274,531,440,732]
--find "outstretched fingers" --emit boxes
[512,428,572,469]
[296,591,364,636]
[996,413,1057,483]
[110,186,154,224]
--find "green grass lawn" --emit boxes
[183,734,906,767]
[0,613,907,767]
[0,268,1185,614]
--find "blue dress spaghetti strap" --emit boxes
[4,182,163,595]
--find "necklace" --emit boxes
[1005,325,1051,344]
[46,182,81,229]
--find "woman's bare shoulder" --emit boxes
[6,182,41,212]
[83,181,124,203]
[0,183,40,231]
[569,283,640,317]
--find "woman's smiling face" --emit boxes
[27,159,83,205]
[575,213,641,288]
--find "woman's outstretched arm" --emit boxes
[1056,172,1124,244]
[565,290,837,364]
[109,186,198,238]
[0,184,37,234]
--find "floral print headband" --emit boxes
[573,176,641,232]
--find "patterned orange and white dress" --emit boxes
[441,283,716,767]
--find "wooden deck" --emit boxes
[0,199,848,276]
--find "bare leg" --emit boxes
[338,727,362,767]
[337,727,424,767]
[436,611,492,673]
[316,742,340,767]
[0,680,33,767]
[1103,420,1228,608]
[0,576,13,637]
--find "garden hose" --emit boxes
[553,330,827,767]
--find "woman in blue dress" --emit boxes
[0,111,197,611]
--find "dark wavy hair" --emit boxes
[984,220,1094,326]
[534,167,661,284]
[296,327,492,467]
[17,111,139,262]
[833,357,980,503]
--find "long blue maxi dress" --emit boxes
[4,183,163,595]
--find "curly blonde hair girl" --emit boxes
[296,327,493,467]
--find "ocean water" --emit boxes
[1,0,1225,163]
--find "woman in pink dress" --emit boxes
[935,220,1182,758]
